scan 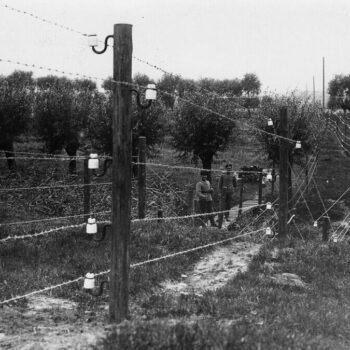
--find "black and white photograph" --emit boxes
[1,1,350,349]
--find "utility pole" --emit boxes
[138,136,146,219]
[110,23,132,323]
[278,107,289,239]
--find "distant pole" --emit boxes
[138,136,146,219]
[278,107,289,239]
[313,76,315,104]
[322,57,325,111]
[110,23,132,323]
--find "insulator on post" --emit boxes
[86,217,97,234]
[295,141,302,149]
[267,118,273,126]
[88,153,99,169]
[88,34,98,47]
[265,227,273,237]
[83,273,95,289]
[266,202,272,210]
[145,84,157,100]
[333,237,338,243]
[313,221,318,227]
[266,173,273,181]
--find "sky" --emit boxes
[0,0,349,94]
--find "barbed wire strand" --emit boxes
[0,210,111,227]
[0,226,266,305]
[0,2,88,37]
[0,182,112,192]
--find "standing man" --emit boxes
[218,163,237,229]
[194,170,217,227]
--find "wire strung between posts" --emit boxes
[315,184,350,223]
[0,223,86,243]
[0,2,88,37]
[133,162,265,174]
[1,57,298,146]
[132,204,265,223]
[0,226,266,305]
[328,121,350,148]
[0,182,112,192]
[156,89,299,145]
[0,204,265,242]
[289,162,316,223]
[328,126,350,154]
[0,156,86,161]
[147,166,188,207]
[288,154,318,206]
[333,212,350,242]
[0,210,111,227]
[0,150,84,158]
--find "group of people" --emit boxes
[194,163,237,229]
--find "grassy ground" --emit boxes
[96,234,350,350]
[3,126,350,349]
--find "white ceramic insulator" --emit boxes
[83,273,95,289]
[145,84,157,100]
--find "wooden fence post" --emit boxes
[322,216,330,241]
[110,23,132,323]
[258,172,263,205]
[238,178,244,216]
[83,157,90,221]
[279,107,289,239]
[138,136,146,219]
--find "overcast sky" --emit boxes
[0,0,348,94]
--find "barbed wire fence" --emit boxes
[0,3,346,323]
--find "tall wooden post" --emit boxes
[258,172,263,205]
[322,216,330,241]
[83,157,91,220]
[271,162,275,196]
[138,136,146,219]
[279,107,289,239]
[110,23,132,323]
[238,178,244,216]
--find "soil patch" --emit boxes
[162,241,261,295]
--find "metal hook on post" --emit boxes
[89,34,114,55]
[83,273,109,297]
[131,89,152,109]
[92,159,112,178]
[86,220,111,242]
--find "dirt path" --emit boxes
[0,241,261,349]
[162,241,261,295]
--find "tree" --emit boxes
[328,74,350,113]
[88,74,166,160]
[241,73,261,111]
[35,76,97,173]
[0,70,34,171]
[171,92,237,176]
[255,92,324,204]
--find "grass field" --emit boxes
[1,125,350,349]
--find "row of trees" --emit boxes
[0,70,261,173]
[1,69,325,189]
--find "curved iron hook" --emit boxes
[92,224,111,242]
[86,280,109,297]
[91,35,114,54]
[92,159,112,178]
[131,89,153,109]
